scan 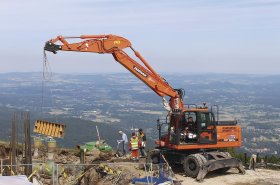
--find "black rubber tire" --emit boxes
[183,154,203,178]
[198,153,207,164]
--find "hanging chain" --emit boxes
[41,50,58,122]
[43,50,52,80]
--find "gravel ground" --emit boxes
[174,168,280,185]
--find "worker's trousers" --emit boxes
[139,147,146,157]
[120,141,129,155]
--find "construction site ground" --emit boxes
[174,168,280,185]
[1,141,280,185]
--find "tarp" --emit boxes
[132,171,172,185]
[0,175,33,185]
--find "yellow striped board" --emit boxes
[99,164,118,175]
[33,120,66,138]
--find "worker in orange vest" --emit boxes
[129,132,140,161]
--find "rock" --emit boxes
[99,151,113,161]
[84,168,100,185]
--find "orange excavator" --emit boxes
[44,34,245,181]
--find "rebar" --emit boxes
[24,112,32,178]
[11,112,17,175]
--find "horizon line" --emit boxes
[0,71,280,76]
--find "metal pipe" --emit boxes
[1,159,3,174]
[96,126,101,142]
[24,112,32,178]
[11,112,17,175]
[1,163,46,167]
[52,162,54,185]
[56,164,59,185]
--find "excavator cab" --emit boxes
[181,110,217,145]
[157,106,218,147]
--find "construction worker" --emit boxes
[139,128,147,157]
[129,132,140,161]
[249,154,257,170]
[118,131,128,156]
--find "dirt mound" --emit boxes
[81,164,143,185]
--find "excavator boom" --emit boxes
[44,34,184,112]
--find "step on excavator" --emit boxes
[44,34,245,181]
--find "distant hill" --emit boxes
[0,72,280,155]
[0,107,120,148]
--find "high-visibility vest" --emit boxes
[140,133,146,147]
[140,133,145,140]
[131,137,139,150]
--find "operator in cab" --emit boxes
[181,116,197,142]
[186,116,197,139]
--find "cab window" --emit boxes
[185,112,197,122]
[200,112,215,129]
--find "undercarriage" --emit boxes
[148,148,245,181]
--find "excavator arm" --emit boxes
[44,34,184,112]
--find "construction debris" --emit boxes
[33,120,66,138]
[78,140,113,163]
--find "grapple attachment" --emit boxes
[183,152,245,182]
[196,155,245,181]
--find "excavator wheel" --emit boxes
[146,149,161,171]
[183,154,204,178]
[198,153,207,164]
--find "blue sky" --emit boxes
[0,0,279,74]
